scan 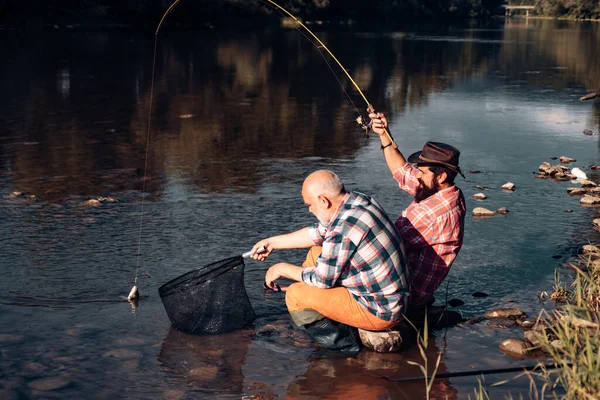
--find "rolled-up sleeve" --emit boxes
[393,162,422,197]
[301,231,356,288]
[307,223,327,245]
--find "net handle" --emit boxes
[242,246,267,259]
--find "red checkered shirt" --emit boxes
[302,191,409,321]
[393,162,466,305]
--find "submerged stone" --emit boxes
[485,308,527,319]
[28,376,70,391]
[102,349,142,359]
[465,316,486,325]
[524,330,542,347]
[0,334,23,344]
[472,291,489,298]
[496,207,510,214]
[499,338,532,356]
[488,317,517,329]
[519,320,535,329]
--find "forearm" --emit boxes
[274,263,304,282]
[269,227,314,250]
[379,135,407,175]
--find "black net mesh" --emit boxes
[158,256,256,335]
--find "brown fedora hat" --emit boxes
[407,141,465,178]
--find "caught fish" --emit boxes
[127,286,139,301]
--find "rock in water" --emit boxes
[28,376,70,391]
[501,182,516,191]
[583,129,594,136]
[580,195,600,205]
[472,207,496,217]
[81,199,101,207]
[499,338,532,356]
[560,156,576,164]
[448,298,465,307]
[485,308,527,319]
[127,286,139,301]
[488,317,517,329]
[473,193,487,200]
[358,329,403,353]
[567,187,587,195]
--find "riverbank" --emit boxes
[506,14,600,22]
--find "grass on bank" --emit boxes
[530,254,600,399]
[465,252,600,399]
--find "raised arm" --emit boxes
[369,112,407,175]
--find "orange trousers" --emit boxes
[285,246,399,331]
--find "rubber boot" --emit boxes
[303,317,361,353]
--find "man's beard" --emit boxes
[415,179,440,203]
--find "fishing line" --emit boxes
[261,1,362,118]
[132,0,393,298]
[260,0,395,143]
[372,362,568,383]
[131,0,181,301]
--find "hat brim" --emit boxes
[407,151,422,164]
[407,151,463,176]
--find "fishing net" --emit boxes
[158,256,256,335]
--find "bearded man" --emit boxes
[370,112,466,307]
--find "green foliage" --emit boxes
[534,0,600,19]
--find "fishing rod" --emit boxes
[152,0,396,144]
[373,362,567,383]
[261,0,396,145]
[131,0,395,300]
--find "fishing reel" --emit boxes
[356,115,372,138]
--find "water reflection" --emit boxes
[287,330,457,399]
[159,328,251,394]
[1,19,600,399]
[2,22,599,200]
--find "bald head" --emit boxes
[302,170,345,198]
[301,170,346,225]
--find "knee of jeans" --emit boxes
[284,282,304,309]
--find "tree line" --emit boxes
[1,0,507,28]
[2,1,598,29]
[533,0,600,19]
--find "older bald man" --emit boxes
[251,170,408,352]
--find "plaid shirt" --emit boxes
[301,191,409,321]
[393,162,466,305]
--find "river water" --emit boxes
[1,18,599,399]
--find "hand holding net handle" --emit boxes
[242,246,267,259]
